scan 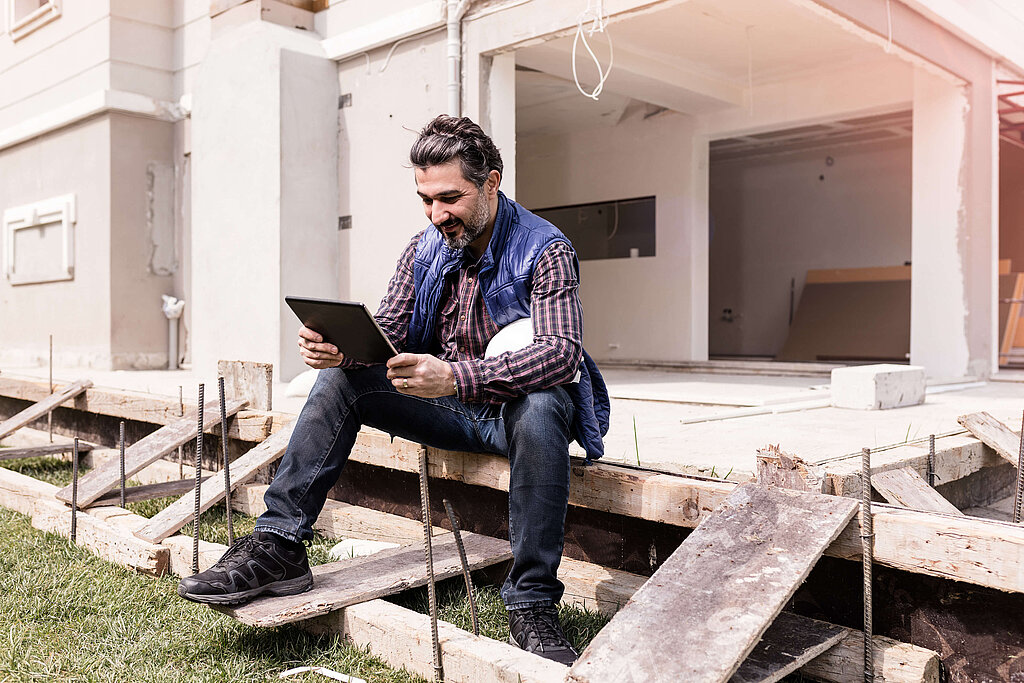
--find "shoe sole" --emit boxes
[178,572,314,606]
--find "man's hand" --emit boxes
[297,326,345,369]
[387,353,456,398]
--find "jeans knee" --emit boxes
[505,387,574,446]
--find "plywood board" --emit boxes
[999,273,1024,364]
[871,467,963,515]
[133,421,293,543]
[215,531,512,627]
[568,484,859,683]
[0,378,92,440]
[730,612,847,683]
[805,265,911,284]
[958,411,1022,466]
[54,398,246,507]
[776,280,910,362]
[0,441,95,460]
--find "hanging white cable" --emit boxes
[572,0,614,100]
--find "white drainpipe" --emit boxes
[447,0,472,116]
[161,295,185,370]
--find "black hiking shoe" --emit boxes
[177,531,313,605]
[508,604,580,666]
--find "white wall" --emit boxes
[708,137,912,356]
[517,110,700,362]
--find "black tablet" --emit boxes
[285,296,398,365]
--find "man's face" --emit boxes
[415,161,497,252]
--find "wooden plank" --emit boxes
[0,378,92,440]
[54,398,247,507]
[730,612,847,683]
[232,482,446,543]
[802,631,940,683]
[871,467,963,515]
[805,265,911,284]
[218,360,273,410]
[133,422,293,543]
[0,375,281,441]
[999,274,1024,364]
[755,444,825,492]
[215,532,512,627]
[958,411,1022,465]
[0,441,96,460]
[92,477,210,507]
[568,485,859,683]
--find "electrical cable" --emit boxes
[572,0,613,100]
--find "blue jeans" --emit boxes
[255,364,575,609]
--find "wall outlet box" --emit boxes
[830,364,926,410]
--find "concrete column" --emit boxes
[689,132,710,361]
[191,20,338,382]
[910,67,997,379]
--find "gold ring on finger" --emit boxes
[403,378,409,390]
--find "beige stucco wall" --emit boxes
[0,115,113,367]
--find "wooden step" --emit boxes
[730,612,847,683]
[214,531,512,627]
[958,411,1022,466]
[133,422,293,543]
[54,398,246,507]
[0,378,92,440]
[92,477,209,507]
[568,484,859,683]
[0,441,96,461]
[871,467,963,516]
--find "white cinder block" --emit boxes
[830,364,926,410]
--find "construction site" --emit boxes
[3,0,1024,681]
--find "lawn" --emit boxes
[0,455,610,681]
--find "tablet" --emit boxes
[285,296,398,365]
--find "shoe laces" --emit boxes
[210,534,265,571]
[521,607,570,649]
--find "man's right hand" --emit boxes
[297,326,345,369]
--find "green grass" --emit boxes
[0,454,613,679]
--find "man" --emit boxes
[178,115,609,665]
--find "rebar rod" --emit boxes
[1014,410,1024,524]
[419,451,443,682]
[71,437,79,543]
[119,420,126,507]
[927,434,936,488]
[861,447,874,683]
[48,334,53,443]
[219,377,234,545]
[443,498,479,637]
[193,384,204,574]
[178,386,184,479]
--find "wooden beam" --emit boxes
[92,477,209,508]
[568,485,859,683]
[54,398,247,507]
[732,612,847,683]
[755,444,826,492]
[958,411,1022,465]
[0,375,280,441]
[0,378,92,440]
[215,532,512,627]
[134,422,293,543]
[0,441,96,460]
[218,360,273,411]
[871,467,963,515]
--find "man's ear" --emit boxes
[486,169,501,198]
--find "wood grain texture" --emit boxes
[54,398,246,507]
[958,411,1022,466]
[730,612,847,683]
[801,631,940,683]
[0,376,280,441]
[756,445,825,492]
[871,467,963,515]
[218,360,273,411]
[0,441,95,460]
[133,421,293,543]
[568,485,859,683]
[0,379,92,440]
[92,477,209,508]
[232,482,446,543]
[214,532,512,627]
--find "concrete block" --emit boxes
[830,364,926,410]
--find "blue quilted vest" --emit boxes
[407,191,610,459]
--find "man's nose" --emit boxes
[431,205,450,226]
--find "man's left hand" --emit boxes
[386,353,457,398]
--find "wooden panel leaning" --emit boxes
[54,398,247,507]
[958,411,1021,466]
[871,467,963,516]
[0,442,96,461]
[567,484,859,683]
[0,378,92,440]
[730,612,847,683]
[215,532,512,627]
[133,421,293,543]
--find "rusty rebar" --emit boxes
[443,498,479,637]
[862,447,874,683]
[219,377,234,545]
[927,434,936,488]
[71,437,79,543]
[119,421,126,507]
[193,384,204,574]
[419,451,443,682]
[1014,410,1024,524]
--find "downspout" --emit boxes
[447,0,473,116]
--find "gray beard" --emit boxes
[440,193,490,250]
